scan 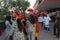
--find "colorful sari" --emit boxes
[33,12,39,37]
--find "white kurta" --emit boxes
[43,16,51,28]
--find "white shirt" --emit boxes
[38,16,44,22]
[43,16,51,25]
[26,20,34,31]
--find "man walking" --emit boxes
[53,11,60,38]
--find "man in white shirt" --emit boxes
[43,14,51,32]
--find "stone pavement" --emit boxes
[38,22,60,40]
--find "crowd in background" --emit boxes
[0,6,60,40]
[0,6,39,40]
[38,11,51,32]
[38,11,60,38]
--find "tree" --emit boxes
[0,0,30,14]
[38,0,42,4]
[17,0,30,14]
[20,1,30,14]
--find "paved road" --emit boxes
[38,22,60,40]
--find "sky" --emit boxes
[28,0,36,8]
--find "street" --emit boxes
[38,22,60,40]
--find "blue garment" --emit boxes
[26,20,34,40]
[38,16,44,22]
[26,29,33,40]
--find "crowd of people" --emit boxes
[0,6,60,40]
[38,11,60,38]
[1,6,39,40]
[38,11,51,32]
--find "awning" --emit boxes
[37,0,60,10]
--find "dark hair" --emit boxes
[29,14,36,24]
[5,15,12,25]
[5,15,11,21]
[17,19,23,31]
[22,14,26,26]
[19,9,22,11]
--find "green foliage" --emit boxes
[9,0,30,14]
[21,1,30,14]
[0,0,30,14]
[9,1,17,7]
[38,0,42,4]
[0,15,5,21]
[0,6,8,15]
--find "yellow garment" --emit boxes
[34,24,38,37]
